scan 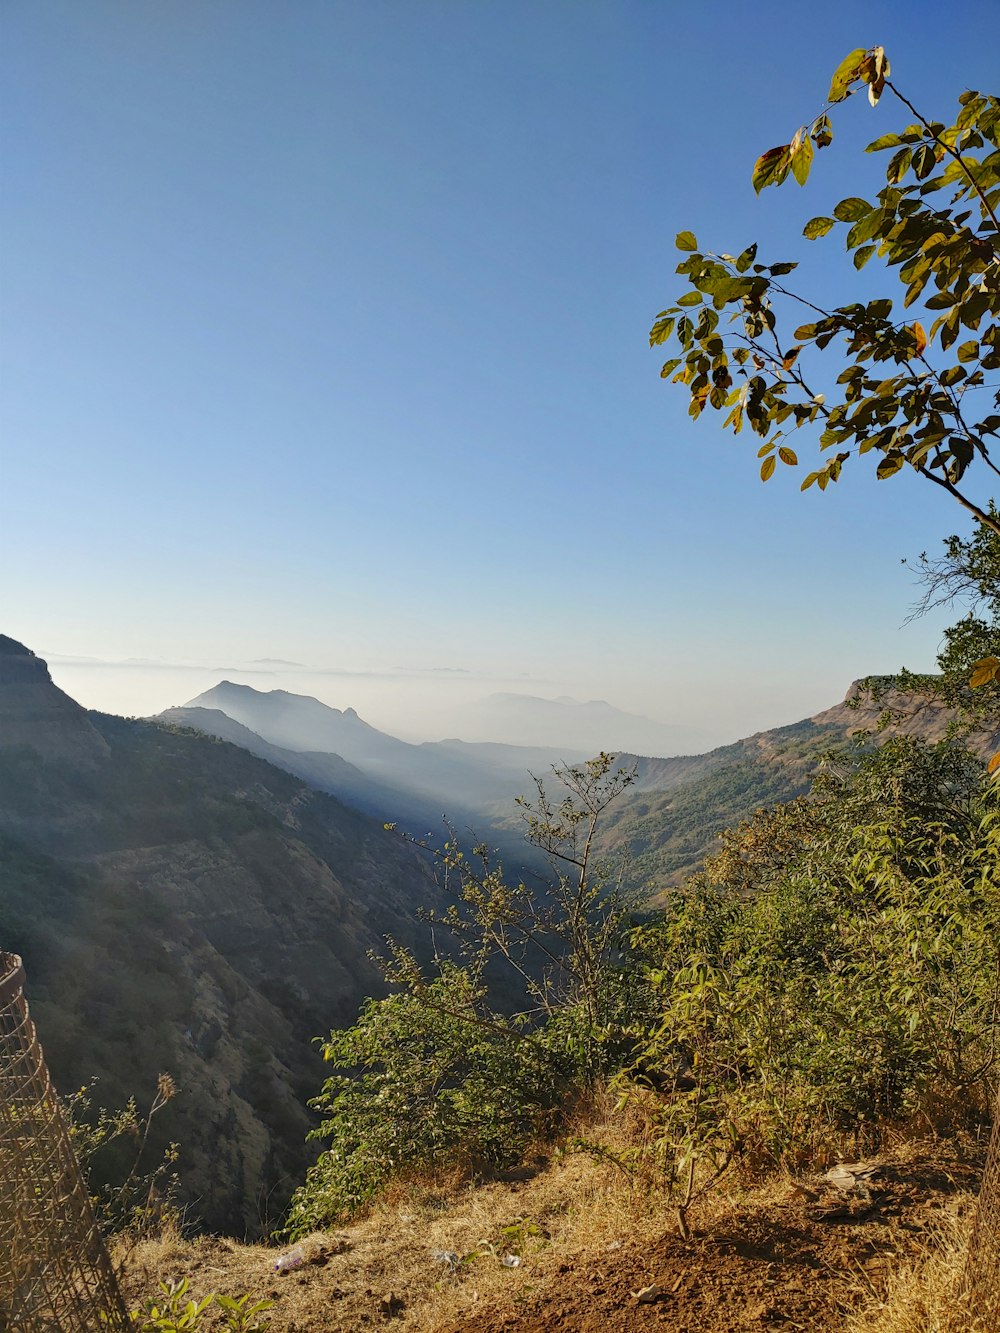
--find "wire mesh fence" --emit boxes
[965,1088,1000,1331]
[0,950,132,1332]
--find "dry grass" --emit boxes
[843,1196,989,1333]
[118,1108,680,1331]
[118,1115,993,1333]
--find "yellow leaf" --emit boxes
[760,455,776,482]
[778,446,798,466]
[912,321,927,356]
[988,752,1000,776]
[828,48,868,104]
[970,657,1000,689]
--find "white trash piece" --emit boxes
[273,1245,304,1273]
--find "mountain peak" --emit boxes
[0,638,110,766]
[0,635,35,657]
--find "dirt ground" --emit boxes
[120,1139,985,1333]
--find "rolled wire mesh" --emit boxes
[0,951,132,1331]
[965,1090,1000,1331]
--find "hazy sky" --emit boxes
[3,1,997,746]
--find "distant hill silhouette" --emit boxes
[457,691,714,754]
[181,681,587,817]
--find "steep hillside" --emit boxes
[0,635,110,766]
[600,681,1000,893]
[0,640,443,1234]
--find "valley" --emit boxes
[3,631,994,1239]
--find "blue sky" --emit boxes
[2,1,998,744]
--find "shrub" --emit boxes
[625,741,1000,1212]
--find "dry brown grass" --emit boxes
[118,1107,679,1331]
[118,1115,991,1333]
[843,1196,988,1333]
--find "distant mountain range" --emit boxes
[172,681,588,824]
[455,691,715,754]
[170,674,999,902]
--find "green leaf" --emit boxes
[886,147,913,184]
[912,144,936,180]
[649,316,675,346]
[803,216,836,239]
[790,131,814,186]
[833,197,872,222]
[853,244,876,270]
[866,132,904,152]
[676,291,702,307]
[828,47,867,103]
[846,209,885,248]
[876,453,905,479]
[956,340,980,363]
[675,231,698,252]
[699,275,755,302]
[752,145,792,194]
[940,311,961,352]
[735,243,758,273]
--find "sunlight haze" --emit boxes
[3,0,995,749]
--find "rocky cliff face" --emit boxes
[0,636,110,767]
[0,644,443,1234]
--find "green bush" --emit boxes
[284,963,573,1235]
[285,756,643,1235]
[626,741,1000,1195]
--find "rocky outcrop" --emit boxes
[0,636,110,767]
[810,678,1000,758]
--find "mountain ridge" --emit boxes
[178,681,588,818]
[0,645,445,1232]
[597,678,1000,892]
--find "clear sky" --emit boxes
[2,0,997,746]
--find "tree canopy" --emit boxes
[651,46,1000,540]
